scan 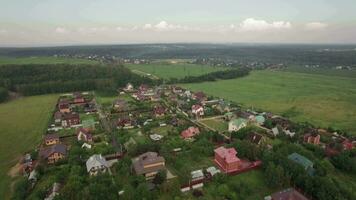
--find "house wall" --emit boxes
[45,139,59,146]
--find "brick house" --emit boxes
[181,127,200,140]
[192,104,204,117]
[132,152,166,180]
[76,128,93,143]
[39,144,67,164]
[44,133,60,146]
[214,146,241,173]
[303,134,320,145]
[61,113,80,128]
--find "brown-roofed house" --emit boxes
[267,188,309,200]
[61,113,80,128]
[303,134,320,145]
[153,105,166,117]
[73,92,85,104]
[39,144,67,164]
[76,128,93,143]
[132,152,166,180]
[58,99,71,113]
[54,111,63,125]
[44,133,60,146]
[247,132,264,145]
[192,91,207,102]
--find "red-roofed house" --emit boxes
[214,147,241,173]
[61,113,80,128]
[303,134,320,145]
[181,127,200,140]
[192,91,207,102]
[73,92,85,104]
[58,100,71,113]
[192,105,204,117]
[76,128,93,143]
[342,139,354,150]
[153,106,166,117]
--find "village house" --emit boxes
[132,92,148,101]
[206,166,221,177]
[58,99,71,113]
[76,128,93,143]
[61,112,80,128]
[44,133,60,146]
[191,104,204,117]
[181,127,200,140]
[54,111,62,125]
[247,132,264,145]
[192,91,207,102]
[22,153,34,174]
[303,133,320,145]
[73,92,85,104]
[117,117,135,129]
[132,152,166,180]
[139,84,150,92]
[40,144,67,164]
[215,100,231,113]
[172,86,184,94]
[191,169,204,182]
[86,154,109,176]
[113,99,128,111]
[265,188,309,200]
[150,94,161,102]
[288,153,315,175]
[228,118,247,132]
[153,106,166,117]
[214,146,241,173]
[252,115,266,125]
[123,83,134,92]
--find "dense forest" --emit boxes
[168,68,250,84]
[1,44,356,66]
[0,64,154,96]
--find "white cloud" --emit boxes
[143,24,153,30]
[238,18,292,31]
[55,27,69,34]
[305,22,328,30]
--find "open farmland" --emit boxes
[0,56,98,65]
[125,62,226,79]
[183,70,356,135]
[0,94,58,199]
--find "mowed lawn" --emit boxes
[0,95,58,199]
[125,63,226,79]
[183,70,356,135]
[0,56,98,65]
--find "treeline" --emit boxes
[168,67,250,84]
[0,64,154,96]
[0,87,9,102]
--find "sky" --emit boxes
[0,0,355,47]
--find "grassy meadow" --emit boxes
[182,70,356,135]
[0,95,58,199]
[0,56,98,65]
[125,63,226,79]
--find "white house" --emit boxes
[86,154,109,176]
[192,105,204,117]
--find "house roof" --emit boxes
[255,115,265,124]
[247,133,263,144]
[288,153,313,169]
[270,188,309,200]
[181,127,200,139]
[230,118,247,127]
[214,146,240,163]
[62,112,79,120]
[44,133,59,141]
[192,104,203,111]
[40,144,67,159]
[154,106,166,115]
[76,128,92,139]
[132,152,165,175]
[86,154,109,172]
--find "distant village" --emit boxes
[19,82,355,200]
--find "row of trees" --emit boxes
[167,67,250,84]
[0,64,155,96]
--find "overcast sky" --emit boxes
[0,0,355,47]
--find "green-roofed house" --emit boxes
[255,115,266,125]
[288,153,315,176]
[228,118,247,132]
[82,118,96,130]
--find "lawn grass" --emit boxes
[200,119,228,132]
[0,94,58,199]
[182,70,356,135]
[125,63,226,79]
[0,56,98,65]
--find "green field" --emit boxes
[0,95,58,199]
[183,70,356,135]
[0,56,98,65]
[125,63,226,79]
[200,118,228,132]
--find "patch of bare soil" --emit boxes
[7,162,21,178]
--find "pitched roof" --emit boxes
[44,133,59,141]
[230,118,247,127]
[181,127,200,139]
[288,153,313,169]
[86,154,109,172]
[270,188,309,200]
[132,152,165,175]
[40,144,67,159]
[214,146,240,163]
